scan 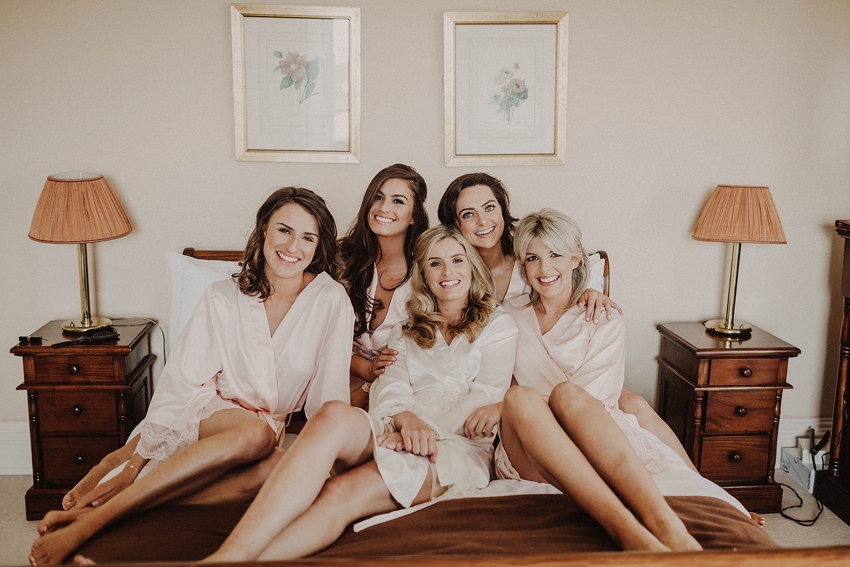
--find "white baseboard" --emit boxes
[0,421,32,475]
[0,416,835,475]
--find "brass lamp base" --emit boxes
[62,316,113,333]
[703,318,752,337]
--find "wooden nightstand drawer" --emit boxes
[704,391,775,434]
[33,355,115,383]
[708,358,781,386]
[38,390,118,436]
[700,435,770,482]
[41,437,119,487]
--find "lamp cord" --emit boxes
[110,317,167,365]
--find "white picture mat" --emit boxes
[455,24,557,156]
[243,16,350,152]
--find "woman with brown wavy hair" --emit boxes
[199,225,518,562]
[30,187,354,566]
[340,164,429,407]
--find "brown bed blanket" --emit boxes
[74,494,776,563]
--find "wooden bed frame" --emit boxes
[170,248,849,567]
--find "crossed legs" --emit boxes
[203,401,432,562]
[500,383,701,552]
[29,407,277,566]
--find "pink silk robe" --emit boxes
[133,273,354,467]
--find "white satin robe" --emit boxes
[365,308,518,508]
[132,273,354,467]
[502,296,748,515]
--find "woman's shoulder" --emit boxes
[483,304,519,336]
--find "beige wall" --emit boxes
[2,0,849,429]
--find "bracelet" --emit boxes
[125,463,139,475]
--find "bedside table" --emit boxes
[656,322,800,512]
[11,319,156,520]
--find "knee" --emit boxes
[503,385,546,424]
[303,401,361,438]
[548,381,593,415]
[618,389,653,418]
[314,473,361,525]
[230,421,276,462]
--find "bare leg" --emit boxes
[257,459,433,560]
[203,401,384,562]
[546,383,700,551]
[29,407,276,566]
[62,437,139,510]
[180,447,286,506]
[500,386,670,552]
[619,389,697,472]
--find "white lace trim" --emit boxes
[136,422,199,469]
[607,407,667,474]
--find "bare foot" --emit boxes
[38,507,90,535]
[749,511,766,527]
[73,554,97,565]
[29,522,94,566]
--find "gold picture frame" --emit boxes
[444,11,568,166]
[231,4,360,163]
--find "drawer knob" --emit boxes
[740,367,753,378]
[68,364,81,375]
[728,451,743,464]
[735,406,748,417]
[73,454,87,465]
[70,404,83,416]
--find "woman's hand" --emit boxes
[376,431,405,452]
[393,411,437,463]
[463,402,503,439]
[76,458,145,508]
[577,289,622,323]
[368,347,398,381]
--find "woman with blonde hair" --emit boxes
[200,225,518,562]
[493,209,748,551]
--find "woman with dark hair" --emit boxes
[199,225,517,562]
[340,164,429,407]
[439,173,696,470]
[30,187,354,566]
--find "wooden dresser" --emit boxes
[815,219,850,524]
[11,319,155,520]
[656,322,799,512]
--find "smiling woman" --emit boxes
[28,187,355,566]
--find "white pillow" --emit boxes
[587,252,606,294]
[166,252,241,353]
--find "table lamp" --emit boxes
[28,172,132,332]
[692,185,786,337]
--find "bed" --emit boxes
[71,249,849,566]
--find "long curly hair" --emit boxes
[403,225,496,349]
[514,209,589,309]
[437,172,518,256]
[340,164,428,338]
[238,187,342,299]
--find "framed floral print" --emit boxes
[231,4,360,163]
[444,12,568,166]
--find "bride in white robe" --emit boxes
[29,187,353,567]
[201,225,517,563]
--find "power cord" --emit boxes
[777,480,824,526]
[110,317,168,365]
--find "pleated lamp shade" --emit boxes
[692,186,786,244]
[29,173,132,244]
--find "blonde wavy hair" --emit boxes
[514,209,589,308]
[403,225,496,348]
